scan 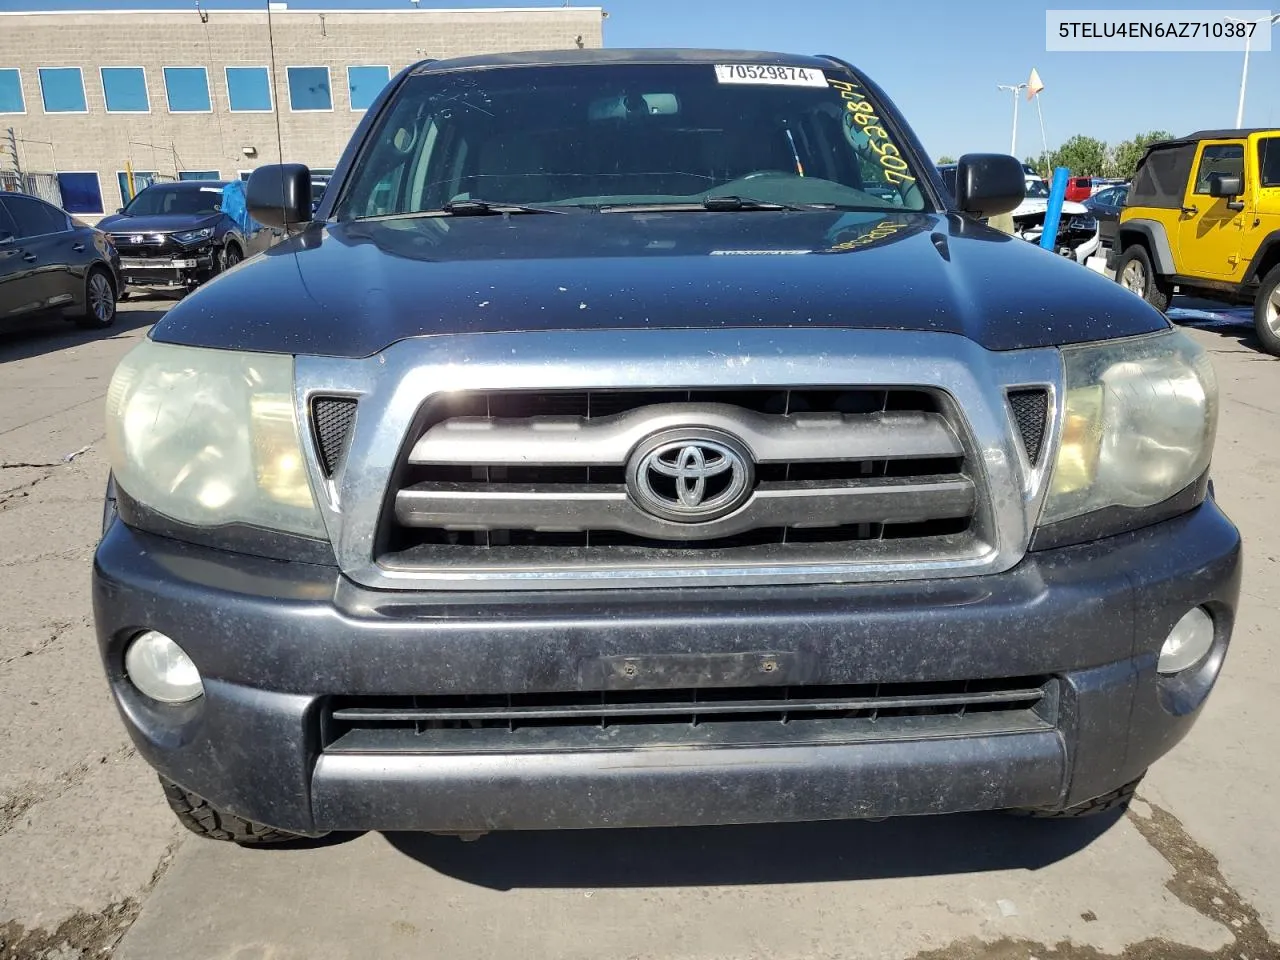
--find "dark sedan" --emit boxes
[0,191,122,329]
[98,181,277,294]
[1084,183,1128,251]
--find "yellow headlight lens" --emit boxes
[106,340,325,537]
[1041,331,1216,525]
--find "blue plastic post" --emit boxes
[1040,166,1070,252]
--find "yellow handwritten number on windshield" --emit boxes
[828,79,916,187]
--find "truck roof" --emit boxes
[1181,128,1277,141]
[412,48,840,75]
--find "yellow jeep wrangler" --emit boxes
[1112,128,1280,354]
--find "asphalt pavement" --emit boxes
[0,297,1276,960]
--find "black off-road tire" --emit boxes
[1253,263,1280,357]
[1008,772,1145,819]
[159,776,303,845]
[1115,245,1171,312]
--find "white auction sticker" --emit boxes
[714,64,827,86]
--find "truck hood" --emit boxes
[152,209,1168,358]
[98,213,221,235]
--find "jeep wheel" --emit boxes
[1254,264,1280,357]
[159,776,306,845]
[1115,246,1170,312]
[1008,772,1144,819]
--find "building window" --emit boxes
[56,172,104,214]
[347,65,390,111]
[163,67,211,113]
[38,67,87,113]
[117,171,158,207]
[179,170,221,181]
[0,68,24,114]
[226,66,273,112]
[286,66,332,111]
[101,67,149,113]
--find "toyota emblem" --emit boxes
[626,430,754,523]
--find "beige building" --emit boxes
[0,4,605,219]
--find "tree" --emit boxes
[1107,130,1175,180]
[1044,135,1109,176]
[936,154,955,164]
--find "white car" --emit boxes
[1011,176,1101,264]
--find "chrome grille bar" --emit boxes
[408,405,962,466]
[395,476,975,540]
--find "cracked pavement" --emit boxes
[1,300,1277,960]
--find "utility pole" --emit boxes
[996,83,1028,158]
[1226,13,1280,127]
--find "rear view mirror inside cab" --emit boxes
[588,93,680,120]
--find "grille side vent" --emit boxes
[1007,389,1048,466]
[312,397,358,476]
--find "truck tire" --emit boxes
[159,776,305,845]
[1008,772,1144,818]
[1115,246,1171,312]
[1254,264,1280,357]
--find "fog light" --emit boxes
[1158,607,1215,675]
[124,630,203,703]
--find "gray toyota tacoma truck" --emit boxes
[94,49,1240,843]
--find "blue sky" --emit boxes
[1,0,1275,157]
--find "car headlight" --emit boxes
[1069,215,1098,231]
[105,339,325,538]
[172,227,214,245]
[1039,329,1217,532]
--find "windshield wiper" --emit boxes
[702,195,805,212]
[441,199,569,216]
[600,196,808,213]
[356,200,569,222]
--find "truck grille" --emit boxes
[108,233,179,257]
[377,388,984,575]
[324,677,1057,753]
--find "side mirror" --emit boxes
[246,163,313,230]
[954,153,1025,220]
[1208,174,1243,199]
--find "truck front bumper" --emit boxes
[118,251,215,289]
[92,501,1241,835]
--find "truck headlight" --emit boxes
[105,339,325,538]
[1040,330,1217,527]
[172,227,214,245]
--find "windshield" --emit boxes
[1024,178,1050,199]
[123,185,223,217]
[336,63,930,218]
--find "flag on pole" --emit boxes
[1027,68,1045,100]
